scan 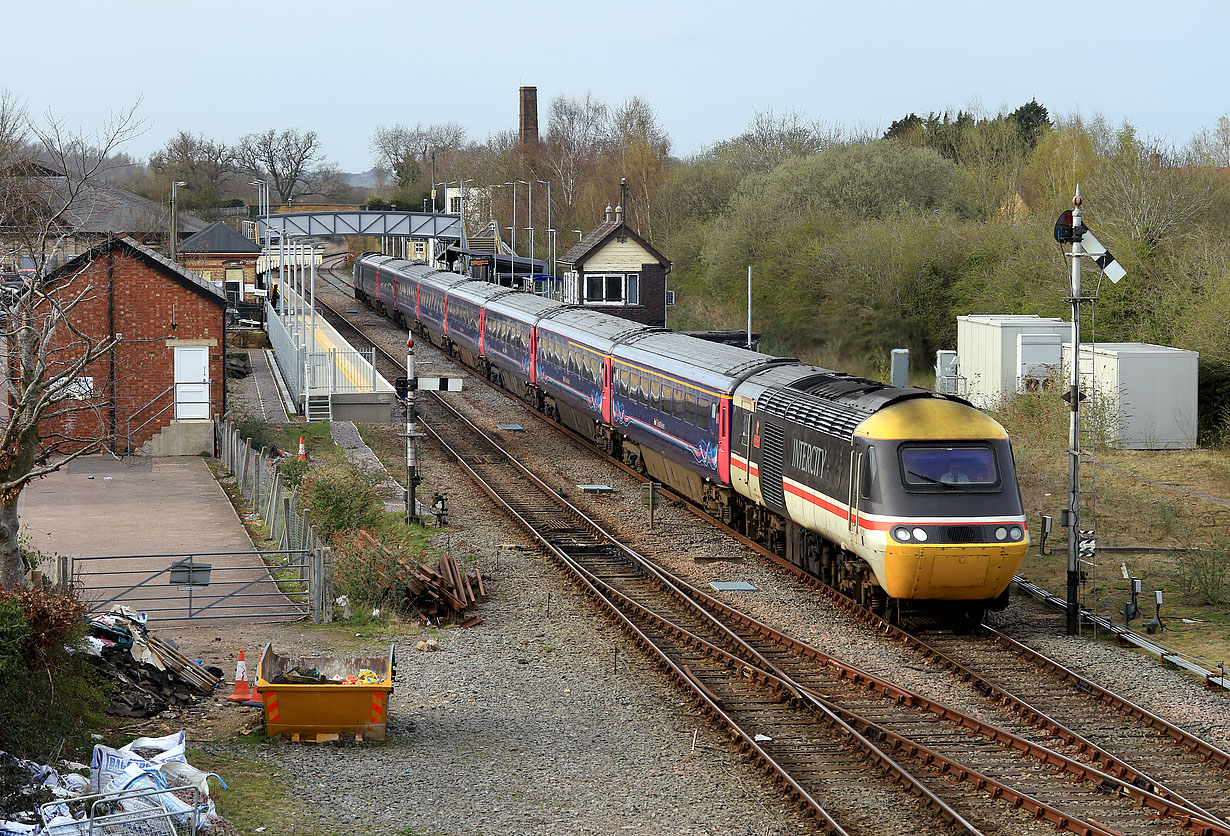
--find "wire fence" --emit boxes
[215,418,333,623]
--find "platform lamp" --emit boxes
[170,181,188,262]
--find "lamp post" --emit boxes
[536,179,552,275]
[506,181,517,255]
[170,181,188,262]
[519,179,532,260]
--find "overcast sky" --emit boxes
[9,0,1229,173]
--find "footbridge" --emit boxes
[258,210,465,244]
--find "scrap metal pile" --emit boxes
[84,609,221,718]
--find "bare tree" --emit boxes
[234,128,322,203]
[0,92,146,588]
[1188,113,1230,168]
[369,122,468,194]
[1090,127,1216,250]
[149,131,234,212]
[712,108,840,175]
[543,93,608,209]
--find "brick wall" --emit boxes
[180,254,259,298]
[38,248,225,453]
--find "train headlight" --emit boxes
[1009,526,1023,541]
[912,527,928,542]
[893,526,911,542]
[995,527,1008,541]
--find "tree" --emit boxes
[542,93,608,211]
[0,91,145,588]
[713,108,839,175]
[234,128,322,202]
[148,131,233,213]
[369,122,468,203]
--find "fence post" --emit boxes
[370,348,376,392]
[311,547,321,624]
[300,510,310,552]
[242,439,254,497]
[57,554,69,590]
[321,547,333,623]
[282,496,293,552]
[268,476,281,540]
[255,446,266,506]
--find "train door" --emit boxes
[717,397,730,483]
[478,308,487,356]
[414,285,421,322]
[847,449,863,534]
[601,358,612,423]
[529,327,538,384]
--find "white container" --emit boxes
[956,315,1070,409]
[1061,342,1198,449]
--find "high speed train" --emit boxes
[355,253,1029,624]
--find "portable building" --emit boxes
[1062,343,1198,449]
[955,315,1070,409]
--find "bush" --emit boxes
[234,414,278,452]
[1176,543,1230,605]
[0,589,108,762]
[298,460,385,538]
[332,531,430,611]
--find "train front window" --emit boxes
[900,446,998,490]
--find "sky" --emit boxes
[8,0,1230,174]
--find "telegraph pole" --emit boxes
[1065,189,1084,636]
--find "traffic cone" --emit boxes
[225,650,253,702]
[297,437,307,462]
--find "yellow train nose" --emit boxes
[883,542,1028,601]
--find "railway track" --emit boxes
[309,265,1230,835]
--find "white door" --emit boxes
[174,346,210,419]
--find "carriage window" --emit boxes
[649,380,661,411]
[673,389,685,421]
[738,412,751,447]
[698,397,711,432]
[684,392,697,425]
[661,386,672,416]
[619,370,629,396]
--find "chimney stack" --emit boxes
[519,86,539,146]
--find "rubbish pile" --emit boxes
[356,531,486,626]
[83,608,221,718]
[271,666,382,686]
[0,731,226,835]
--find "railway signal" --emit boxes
[399,333,462,525]
[1060,187,1128,636]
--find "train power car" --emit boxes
[354,253,1029,624]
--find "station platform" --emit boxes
[265,289,394,422]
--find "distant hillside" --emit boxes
[343,169,380,188]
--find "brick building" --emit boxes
[178,221,263,304]
[558,204,671,327]
[39,237,226,456]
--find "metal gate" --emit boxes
[59,549,331,623]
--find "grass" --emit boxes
[189,744,324,836]
[997,387,1230,668]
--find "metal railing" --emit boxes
[121,385,213,455]
[215,417,333,622]
[265,292,378,403]
[64,549,313,621]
